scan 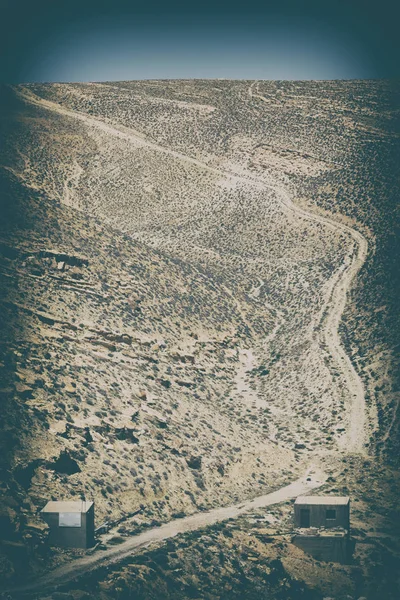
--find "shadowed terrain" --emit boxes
[0,79,399,599]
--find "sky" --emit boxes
[0,0,399,83]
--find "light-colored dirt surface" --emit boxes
[2,85,368,595]
[16,86,371,454]
[1,79,398,597]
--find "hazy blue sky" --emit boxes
[1,0,399,82]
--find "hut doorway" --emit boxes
[300,508,310,527]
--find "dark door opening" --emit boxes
[300,508,310,527]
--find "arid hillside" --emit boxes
[0,80,399,599]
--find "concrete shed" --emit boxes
[294,496,350,530]
[41,500,94,549]
[292,528,354,564]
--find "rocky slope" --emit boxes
[0,79,399,597]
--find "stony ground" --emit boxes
[0,79,399,599]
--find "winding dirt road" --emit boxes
[18,84,370,450]
[10,86,370,594]
[16,89,369,453]
[273,183,369,453]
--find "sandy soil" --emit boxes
[15,86,372,455]
[1,79,398,597]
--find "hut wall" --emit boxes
[42,505,94,549]
[294,503,350,529]
[292,534,354,564]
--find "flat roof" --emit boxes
[295,496,350,506]
[41,501,93,514]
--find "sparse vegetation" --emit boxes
[0,79,399,598]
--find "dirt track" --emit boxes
[17,86,369,453]
[10,467,325,596]
[8,87,371,594]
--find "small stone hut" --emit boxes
[294,496,350,530]
[292,496,352,563]
[41,500,94,549]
